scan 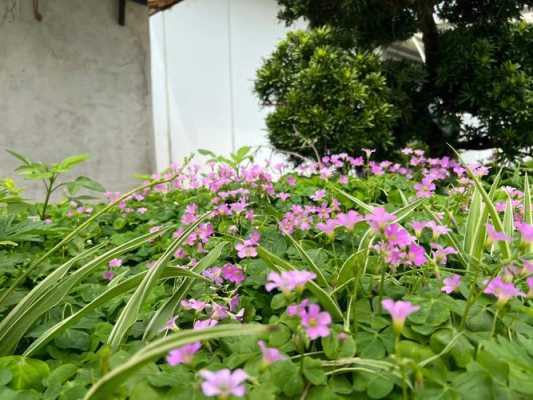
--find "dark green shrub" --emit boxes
[255,28,398,161]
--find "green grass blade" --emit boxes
[503,194,514,238]
[524,173,532,254]
[0,229,165,356]
[0,171,185,309]
[142,241,227,341]
[107,213,210,349]
[452,149,511,260]
[23,268,192,357]
[257,245,343,321]
[84,324,271,400]
[284,232,330,289]
[328,185,374,213]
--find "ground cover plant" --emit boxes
[1,147,533,399]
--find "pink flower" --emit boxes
[431,243,457,265]
[517,222,533,243]
[335,210,362,231]
[300,303,332,340]
[486,223,511,242]
[286,175,296,186]
[162,316,179,332]
[181,203,198,224]
[235,231,260,258]
[210,303,229,320]
[193,319,218,330]
[108,258,123,268]
[102,270,114,281]
[382,299,420,334]
[316,219,338,236]
[407,243,426,266]
[384,224,413,247]
[366,207,395,232]
[200,369,248,398]
[483,276,524,305]
[265,270,316,293]
[287,299,310,317]
[257,340,285,365]
[425,221,450,239]
[362,148,375,159]
[203,267,224,285]
[414,177,436,198]
[181,299,208,312]
[310,189,326,202]
[167,342,201,365]
[338,175,349,185]
[277,192,291,201]
[410,221,428,237]
[442,274,461,294]
[222,264,245,284]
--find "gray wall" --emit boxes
[0,0,154,199]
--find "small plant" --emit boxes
[7,150,104,219]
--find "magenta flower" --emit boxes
[483,276,525,305]
[410,221,428,237]
[310,189,326,201]
[210,303,229,320]
[335,210,362,231]
[265,270,316,293]
[441,274,461,294]
[300,303,332,340]
[162,316,179,332]
[235,231,260,258]
[102,270,114,281]
[382,299,420,334]
[108,258,123,268]
[517,222,533,243]
[316,219,338,236]
[407,243,426,266]
[287,299,310,317]
[414,176,436,198]
[203,267,224,285]
[366,207,395,232]
[193,319,218,330]
[425,221,450,239]
[199,369,248,398]
[486,223,511,243]
[257,340,285,365]
[181,299,208,312]
[527,277,533,298]
[222,264,245,284]
[431,243,457,265]
[167,342,201,365]
[384,224,413,247]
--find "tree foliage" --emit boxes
[256,0,533,161]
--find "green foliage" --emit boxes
[7,150,104,219]
[255,28,398,160]
[1,149,533,399]
[262,0,533,161]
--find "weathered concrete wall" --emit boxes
[0,0,154,198]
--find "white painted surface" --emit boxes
[150,0,304,169]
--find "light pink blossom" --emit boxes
[199,369,248,398]
[167,342,201,365]
[441,274,461,294]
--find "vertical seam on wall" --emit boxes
[162,10,173,167]
[227,0,236,152]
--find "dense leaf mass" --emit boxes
[258,0,533,161]
[1,147,533,399]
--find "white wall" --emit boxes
[150,0,304,170]
[0,0,154,197]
